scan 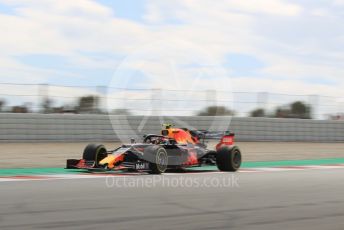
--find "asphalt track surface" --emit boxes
[2,142,344,168]
[1,169,344,230]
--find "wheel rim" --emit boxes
[156,150,168,172]
[96,148,107,165]
[233,150,242,168]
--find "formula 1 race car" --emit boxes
[66,124,242,174]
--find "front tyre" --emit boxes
[83,144,108,167]
[216,146,242,172]
[144,146,168,174]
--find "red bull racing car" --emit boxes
[66,124,242,174]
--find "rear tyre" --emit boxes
[216,146,242,172]
[144,146,168,174]
[83,144,108,167]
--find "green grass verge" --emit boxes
[0,158,344,176]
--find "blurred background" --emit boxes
[0,83,343,120]
[1,1,344,121]
[0,1,343,144]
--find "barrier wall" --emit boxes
[0,113,343,142]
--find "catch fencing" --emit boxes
[0,83,344,119]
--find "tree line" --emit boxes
[198,101,312,119]
[0,96,312,119]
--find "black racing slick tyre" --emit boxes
[144,146,168,174]
[216,146,242,172]
[83,144,108,167]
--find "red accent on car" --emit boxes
[76,159,86,168]
[216,134,235,151]
[183,149,199,166]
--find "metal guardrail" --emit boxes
[0,113,343,142]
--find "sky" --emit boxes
[0,0,344,116]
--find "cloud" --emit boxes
[334,0,344,5]
[310,8,330,17]
[0,0,343,118]
[224,0,302,16]
[0,0,113,17]
[144,0,302,24]
[0,0,150,84]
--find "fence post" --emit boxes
[257,92,268,112]
[151,88,162,116]
[96,85,107,114]
[206,89,217,108]
[38,84,49,113]
[309,94,319,119]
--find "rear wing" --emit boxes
[191,130,235,140]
